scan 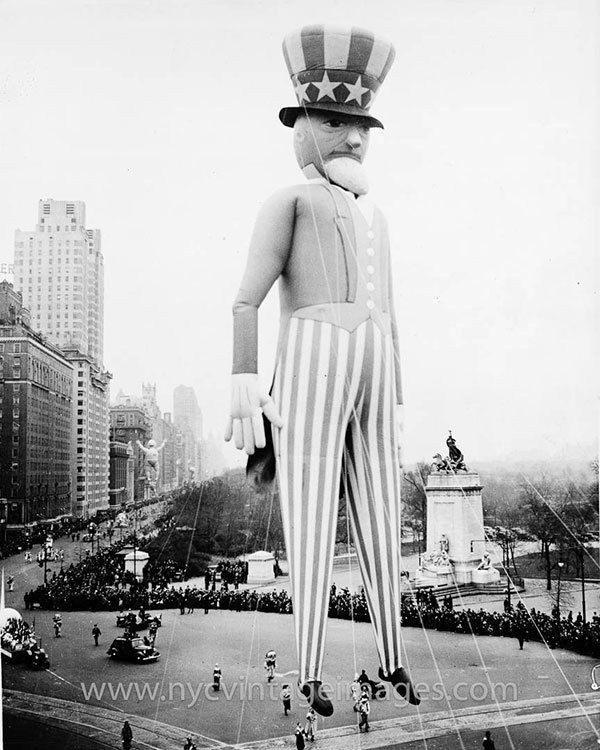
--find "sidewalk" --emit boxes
[5,687,600,749]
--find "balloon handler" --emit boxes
[226,24,420,716]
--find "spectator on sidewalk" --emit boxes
[121,720,133,750]
[294,723,305,750]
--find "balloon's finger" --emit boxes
[252,409,266,449]
[224,417,233,442]
[233,420,244,450]
[262,397,283,428]
[242,417,255,455]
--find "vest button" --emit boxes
[366,300,375,310]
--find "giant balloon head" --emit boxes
[278,25,394,195]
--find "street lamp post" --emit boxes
[37,541,53,585]
[88,521,98,555]
[556,560,565,621]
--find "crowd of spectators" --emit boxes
[26,545,600,661]
[215,559,248,586]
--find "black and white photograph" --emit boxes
[0,1,598,748]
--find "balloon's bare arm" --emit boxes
[225,188,298,455]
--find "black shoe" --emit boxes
[300,680,334,717]
[378,666,420,705]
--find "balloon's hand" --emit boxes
[396,404,405,469]
[224,373,283,455]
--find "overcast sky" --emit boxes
[0,0,598,467]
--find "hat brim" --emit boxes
[279,103,383,129]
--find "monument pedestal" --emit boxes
[416,471,499,588]
[472,567,501,585]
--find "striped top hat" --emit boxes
[279,24,395,129]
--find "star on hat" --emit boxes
[314,72,341,102]
[344,75,369,105]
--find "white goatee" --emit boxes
[324,156,369,195]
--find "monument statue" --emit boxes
[431,453,452,473]
[477,552,492,570]
[446,431,468,472]
[430,433,468,473]
[136,439,166,494]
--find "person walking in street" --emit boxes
[482,730,496,749]
[294,723,306,750]
[53,614,62,638]
[358,693,370,732]
[92,624,101,646]
[121,720,133,750]
[304,707,317,742]
[7,575,14,592]
[281,684,292,715]
[213,663,222,692]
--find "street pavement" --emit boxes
[3,607,600,747]
[2,525,600,748]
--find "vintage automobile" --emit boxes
[107,636,160,663]
[115,611,162,631]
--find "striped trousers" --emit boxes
[272,316,403,684]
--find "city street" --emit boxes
[3,606,599,747]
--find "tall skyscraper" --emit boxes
[173,385,203,478]
[14,200,110,518]
[14,200,104,365]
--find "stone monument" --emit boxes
[415,432,500,588]
[246,550,276,585]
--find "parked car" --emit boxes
[107,636,160,663]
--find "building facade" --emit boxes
[14,200,110,518]
[63,349,111,517]
[173,384,203,479]
[14,200,104,361]
[0,282,74,535]
[109,440,133,509]
[109,402,151,502]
